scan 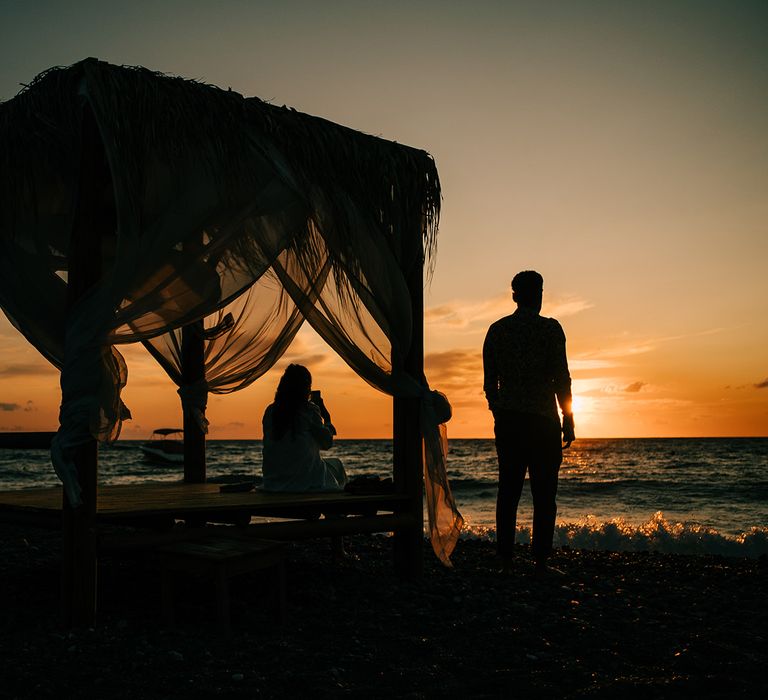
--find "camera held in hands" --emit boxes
[310,390,331,423]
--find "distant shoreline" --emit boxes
[0,432,55,448]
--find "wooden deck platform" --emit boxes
[0,482,414,538]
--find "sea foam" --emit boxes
[459,511,768,558]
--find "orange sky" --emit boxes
[1,1,767,438]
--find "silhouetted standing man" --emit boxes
[483,270,575,574]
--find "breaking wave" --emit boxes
[460,511,768,558]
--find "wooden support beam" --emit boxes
[61,442,98,629]
[239,512,417,542]
[181,320,206,483]
[99,513,418,552]
[61,101,113,628]
[392,241,425,578]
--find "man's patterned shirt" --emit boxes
[482,307,572,425]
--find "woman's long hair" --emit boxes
[271,364,312,440]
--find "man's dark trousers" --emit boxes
[493,409,562,562]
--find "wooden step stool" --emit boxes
[157,536,287,635]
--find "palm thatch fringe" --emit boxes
[0,59,441,281]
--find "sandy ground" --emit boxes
[1,523,766,699]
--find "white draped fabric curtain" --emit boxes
[0,59,463,564]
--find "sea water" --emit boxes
[1,438,766,557]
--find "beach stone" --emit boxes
[511,602,535,614]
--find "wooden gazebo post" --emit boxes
[181,320,206,483]
[61,102,112,627]
[392,240,425,577]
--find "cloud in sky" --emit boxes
[425,295,509,329]
[570,358,619,371]
[0,362,57,377]
[275,353,328,372]
[426,293,592,333]
[542,298,595,319]
[579,381,654,397]
[0,400,35,412]
[624,381,647,393]
[579,327,726,362]
[426,348,483,375]
[425,348,486,402]
[582,341,657,360]
[754,378,768,389]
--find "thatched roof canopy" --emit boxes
[0,58,440,283]
[0,57,443,447]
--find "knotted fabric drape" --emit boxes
[0,58,462,564]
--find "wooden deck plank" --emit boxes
[0,482,409,520]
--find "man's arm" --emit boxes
[552,322,575,447]
[482,326,499,410]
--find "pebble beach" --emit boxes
[1,524,766,699]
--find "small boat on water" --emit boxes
[139,428,184,464]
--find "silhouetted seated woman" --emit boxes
[261,364,347,493]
